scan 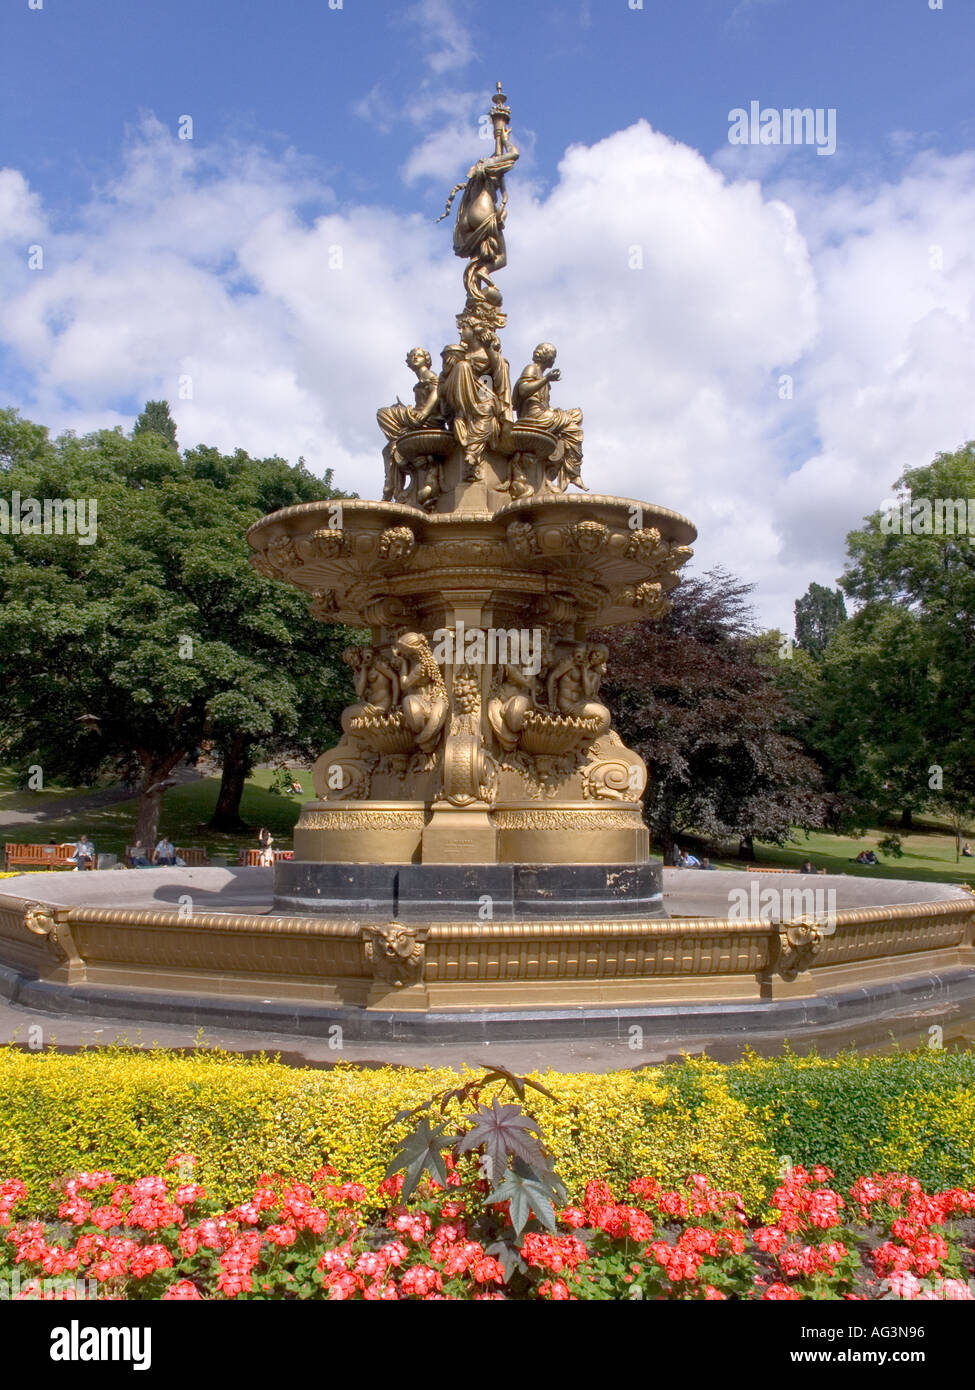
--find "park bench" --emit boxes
[176,846,210,866]
[238,848,294,866]
[3,842,87,871]
[125,845,211,867]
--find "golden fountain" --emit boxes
[247,83,695,916]
[3,87,971,1051]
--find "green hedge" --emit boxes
[1,1045,973,1215]
[725,1047,975,1192]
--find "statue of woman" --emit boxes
[376,347,441,500]
[438,320,512,479]
[439,142,520,306]
[393,631,449,754]
[513,343,586,492]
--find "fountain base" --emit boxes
[271,860,666,922]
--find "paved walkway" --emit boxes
[0,992,687,1072]
[0,785,138,829]
[0,764,210,830]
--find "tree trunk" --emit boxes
[134,751,185,849]
[900,806,913,831]
[208,732,253,831]
[738,834,755,862]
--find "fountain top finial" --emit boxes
[436,84,519,315]
[490,81,511,155]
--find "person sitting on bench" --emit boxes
[73,835,96,870]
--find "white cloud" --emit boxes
[354,3,482,186]
[403,0,475,75]
[1,116,974,634]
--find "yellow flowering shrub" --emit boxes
[2,1044,974,1214]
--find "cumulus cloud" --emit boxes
[403,0,475,75]
[1,114,973,631]
[356,1,484,188]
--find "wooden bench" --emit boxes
[238,848,294,866]
[3,842,88,871]
[126,845,211,867]
[176,846,210,866]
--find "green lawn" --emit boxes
[3,764,973,886]
[0,766,107,813]
[0,767,311,859]
[709,821,975,886]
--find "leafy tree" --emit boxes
[594,569,829,862]
[834,440,975,836]
[794,582,847,658]
[808,605,940,831]
[132,400,178,449]
[0,407,354,844]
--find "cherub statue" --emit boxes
[376,347,441,500]
[547,643,611,738]
[340,647,400,735]
[487,662,537,751]
[513,343,586,493]
[392,631,449,754]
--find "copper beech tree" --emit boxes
[594,568,829,862]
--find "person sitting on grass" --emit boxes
[72,834,95,870]
[153,836,177,867]
[698,857,717,870]
[854,849,878,866]
[963,842,973,858]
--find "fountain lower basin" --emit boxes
[0,868,971,1055]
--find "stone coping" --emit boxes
[1,865,968,919]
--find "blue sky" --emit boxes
[2,0,974,627]
[5,0,973,215]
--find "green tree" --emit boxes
[794,582,847,658]
[132,400,178,449]
[822,440,975,834]
[809,605,940,831]
[0,408,354,844]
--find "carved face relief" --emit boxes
[378,526,417,564]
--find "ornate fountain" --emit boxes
[247,84,695,920]
[2,87,973,1046]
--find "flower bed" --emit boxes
[1,1160,973,1301]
